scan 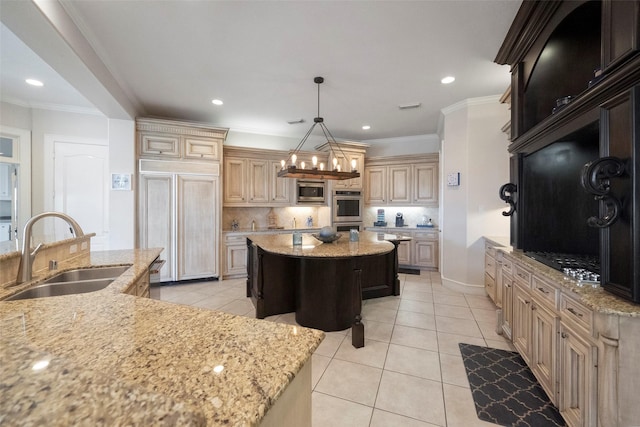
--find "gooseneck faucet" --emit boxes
[15,212,85,285]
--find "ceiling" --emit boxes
[0,0,521,141]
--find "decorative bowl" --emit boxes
[312,233,342,243]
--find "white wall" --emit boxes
[364,134,440,157]
[440,96,510,293]
[0,102,136,250]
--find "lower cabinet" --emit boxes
[530,301,558,401]
[369,228,438,270]
[125,269,151,298]
[512,280,532,364]
[222,233,249,279]
[558,321,597,427]
[396,240,411,265]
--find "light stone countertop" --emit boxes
[0,249,324,426]
[483,236,640,317]
[247,230,409,258]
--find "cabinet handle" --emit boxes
[567,307,583,318]
[561,332,568,339]
[505,284,511,288]
[537,287,550,295]
[525,300,530,305]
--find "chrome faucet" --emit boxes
[15,212,85,285]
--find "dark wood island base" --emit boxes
[246,232,409,339]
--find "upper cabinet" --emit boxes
[315,142,367,191]
[496,0,640,148]
[137,118,227,161]
[223,147,295,207]
[364,154,438,207]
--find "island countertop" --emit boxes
[0,249,324,426]
[247,230,409,258]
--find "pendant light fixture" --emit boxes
[278,77,360,180]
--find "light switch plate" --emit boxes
[447,172,460,186]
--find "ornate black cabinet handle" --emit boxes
[499,183,517,216]
[580,156,627,228]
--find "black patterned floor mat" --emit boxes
[459,343,566,427]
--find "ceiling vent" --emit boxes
[287,119,305,125]
[398,103,421,110]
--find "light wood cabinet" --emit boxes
[137,118,226,161]
[558,320,597,427]
[484,243,498,303]
[364,154,438,207]
[222,233,249,278]
[530,300,557,402]
[137,118,226,283]
[368,228,438,270]
[331,150,364,190]
[223,158,248,204]
[139,170,219,281]
[223,147,294,206]
[501,268,514,340]
[512,279,532,364]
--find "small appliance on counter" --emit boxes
[395,212,404,227]
[374,208,387,226]
[417,217,434,228]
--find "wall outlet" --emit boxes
[447,172,460,186]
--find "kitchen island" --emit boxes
[0,248,324,426]
[247,231,409,332]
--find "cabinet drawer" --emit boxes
[485,255,497,278]
[501,256,513,276]
[184,137,219,160]
[485,243,497,258]
[514,263,532,287]
[484,272,496,297]
[225,234,248,244]
[140,134,181,157]
[531,276,558,309]
[560,294,593,334]
[414,231,438,240]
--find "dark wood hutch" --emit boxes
[495,0,640,303]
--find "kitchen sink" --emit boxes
[42,265,132,284]
[6,279,115,301]
[5,265,132,301]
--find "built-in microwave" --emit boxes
[333,190,363,223]
[296,180,326,204]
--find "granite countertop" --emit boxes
[247,230,402,257]
[365,225,440,232]
[483,236,640,317]
[223,227,321,234]
[0,249,324,426]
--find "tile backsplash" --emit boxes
[223,206,332,230]
[364,206,439,228]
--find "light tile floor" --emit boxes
[157,271,515,427]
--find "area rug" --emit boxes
[459,343,566,427]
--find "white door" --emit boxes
[53,141,109,250]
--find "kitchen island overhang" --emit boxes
[246,231,411,335]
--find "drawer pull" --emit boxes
[505,284,511,288]
[567,307,583,318]
[561,332,568,339]
[537,287,550,295]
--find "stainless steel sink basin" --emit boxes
[42,265,132,284]
[5,265,132,301]
[6,279,115,301]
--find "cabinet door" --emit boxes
[139,133,181,158]
[270,160,291,204]
[414,240,438,268]
[223,157,247,204]
[184,137,219,160]
[502,274,514,340]
[531,302,557,403]
[412,163,438,205]
[602,0,640,71]
[176,174,218,280]
[558,322,597,427]
[364,166,386,205]
[139,174,174,282]
[396,240,411,265]
[334,151,364,189]
[248,159,270,204]
[225,244,248,276]
[387,165,411,204]
[512,280,532,364]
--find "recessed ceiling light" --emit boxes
[441,76,455,84]
[25,78,44,87]
[362,125,371,130]
[211,99,223,105]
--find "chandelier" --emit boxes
[278,77,361,180]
